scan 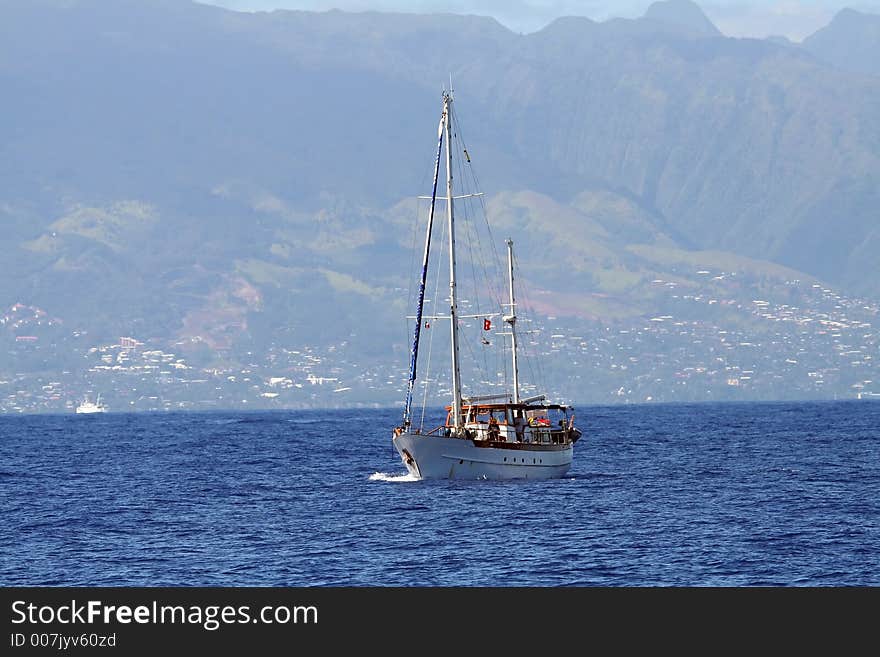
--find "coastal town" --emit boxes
[1,272,877,414]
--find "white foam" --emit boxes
[369,471,419,482]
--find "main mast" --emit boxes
[504,238,520,404]
[445,91,464,431]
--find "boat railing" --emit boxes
[417,423,571,443]
[529,428,570,445]
[549,429,568,444]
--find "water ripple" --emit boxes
[1,402,878,585]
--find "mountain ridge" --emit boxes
[0,0,878,368]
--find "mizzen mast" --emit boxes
[504,238,521,404]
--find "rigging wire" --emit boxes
[417,199,449,432]
[452,125,495,390]
[448,105,511,396]
[452,101,555,403]
[404,137,442,399]
[509,247,552,401]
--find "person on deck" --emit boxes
[488,415,500,441]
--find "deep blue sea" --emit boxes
[1,401,878,586]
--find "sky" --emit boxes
[202,0,880,41]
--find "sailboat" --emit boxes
[391,89,582,480]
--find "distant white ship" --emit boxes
[75,394,107,414]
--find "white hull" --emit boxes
[75,401,106,414]
[393,432,572,480]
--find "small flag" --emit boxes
[483,318,491,331]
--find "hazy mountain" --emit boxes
[765,35,794,47]
[803,8,880,77]
[643,0,722,37]
[1,0,878,364]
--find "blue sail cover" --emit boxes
[403,108,446,428]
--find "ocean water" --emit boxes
[1,401,878,586]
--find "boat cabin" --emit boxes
[442,402,579,445]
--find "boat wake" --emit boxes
[369,472,419,483]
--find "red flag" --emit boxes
[483,318,491,331]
